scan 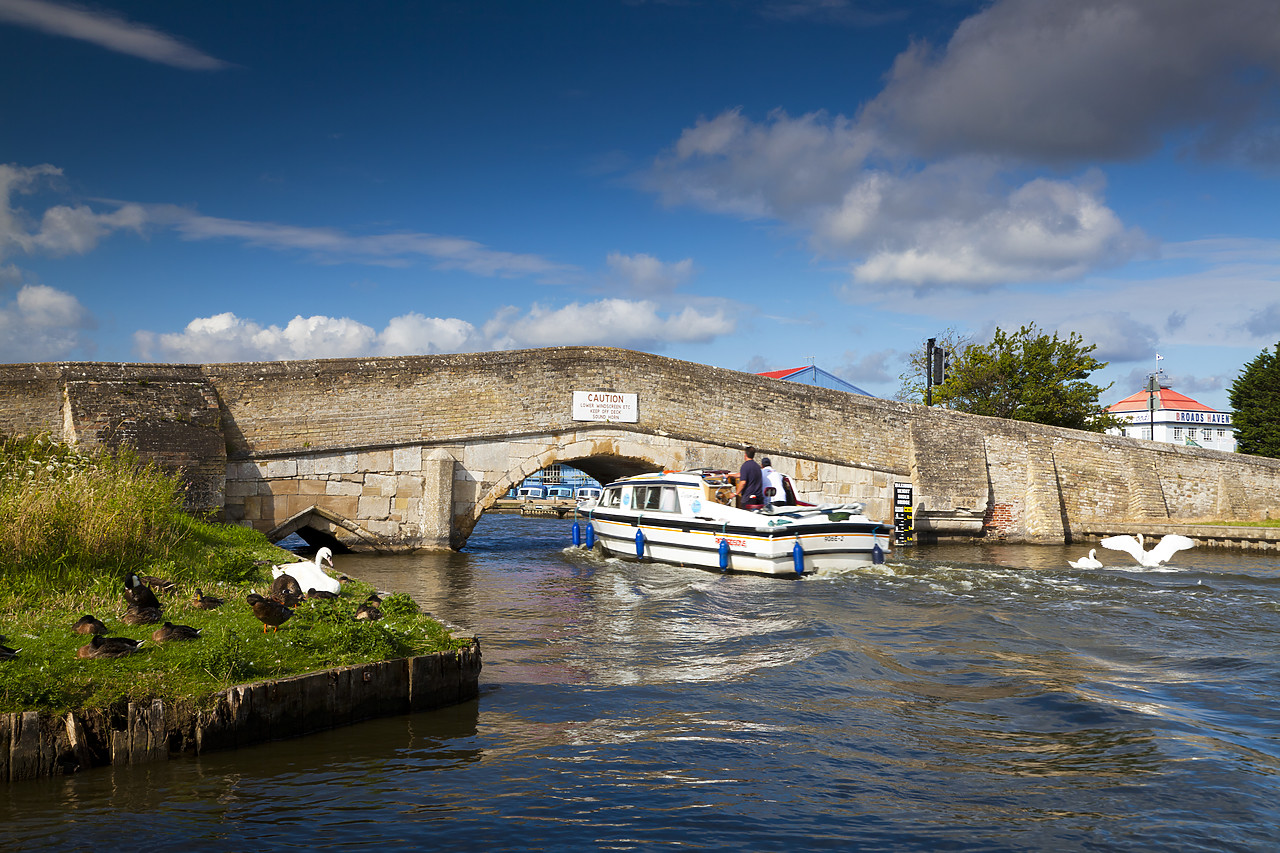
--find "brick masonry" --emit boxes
[4,347,1280,549]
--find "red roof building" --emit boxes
[1105,383,1235,451]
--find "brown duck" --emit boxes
[77,635,144,658]
[247,593,293,633]
[152,621,201,643]
[124,572,161,611]
[122,606,162,625]
[354,601,382,621]
[73,614,108,635]
[270,573,304,608]
[191,588,224,610]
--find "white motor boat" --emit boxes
[578,469,890,576]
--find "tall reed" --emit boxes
[0,434,190,589]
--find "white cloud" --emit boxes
[487,299,735,350]
[647,0,1280,291]
[843,173,1150,288]
[135,299,737,363]
[0,0,230,70]
[0,283,94,361]
[378,313,481,355]
[0,163,146,261]
[606,252,694,294]
[134,312,378,363]
[151,207,576,280]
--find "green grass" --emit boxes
[0,435,472,714]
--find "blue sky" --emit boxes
[2,0,1279,410]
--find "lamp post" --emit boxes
[1147,373,1160,440]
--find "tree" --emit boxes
[895,328,972,404]
[930,324,1117,432]
[1228,344,1280,458]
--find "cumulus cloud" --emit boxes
[650,107,874,220]
[842,171,1150,288]
[0,0,230,69]
[134,300,737,363]
[134,313,378,363]
[606,252,694,294]
[0,163,146,261]
[647,0,1280,291]
[864,0,1280,164]
[0,283,95,361]
[1056,312,1159,364]
[485,299,734,350]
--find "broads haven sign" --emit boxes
[572,391,638,423]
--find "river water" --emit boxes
[3,514,1279,851]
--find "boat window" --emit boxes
[660,487,679,513]
[603,488,622,508]
[634,485,678,512]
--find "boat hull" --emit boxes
[588,511,888,576]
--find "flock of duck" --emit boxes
[53,546,386,660]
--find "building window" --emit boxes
[1203,429,1213,442]
[1172,427,1183,440]
[1218,429,1227,438]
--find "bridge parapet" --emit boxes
[4,348,1280,551]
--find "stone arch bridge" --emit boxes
[3,347,1279,551]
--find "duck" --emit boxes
[73,614,108,635]
[306,587,339,601]
[270,573,304,607]
[1100,533,1195,567]
[152,621,201,643]
[354,601,382,621]
[247,593,293,633]
[364,592,383,606]
[138,574,175,593]
[272,547,340,595]
[76,635,144,658]
[1067,549,1103,569]
[123,572,161,611]
[0,645,20,660]
[191,588,224,610]
[122,606,162,625]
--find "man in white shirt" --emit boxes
[760,457,788,507]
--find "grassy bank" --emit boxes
[0,435,471,714]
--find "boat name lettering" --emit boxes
[716,537,746,548]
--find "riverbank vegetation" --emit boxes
[0,435,470,714]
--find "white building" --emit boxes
[1105,383,1236,452]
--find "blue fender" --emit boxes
[792,539,804,574]
[718,538,730,571]
[635,529,645,560]
[572,520,581,546]
[585,522,595,549]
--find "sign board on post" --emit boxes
[572,391,638,423]
[893,481,914,545]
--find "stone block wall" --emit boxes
[6,348,1280,548]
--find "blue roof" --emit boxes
[757,365,875,396]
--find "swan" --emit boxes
[1100,533,1194,567]
[272,547,340,595]
[1068,549,1103,569]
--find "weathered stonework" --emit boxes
[0,644,481,782]
[4,347,1280,549]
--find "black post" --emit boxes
[925,338,935,406]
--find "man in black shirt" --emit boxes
[732,446,764,510]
